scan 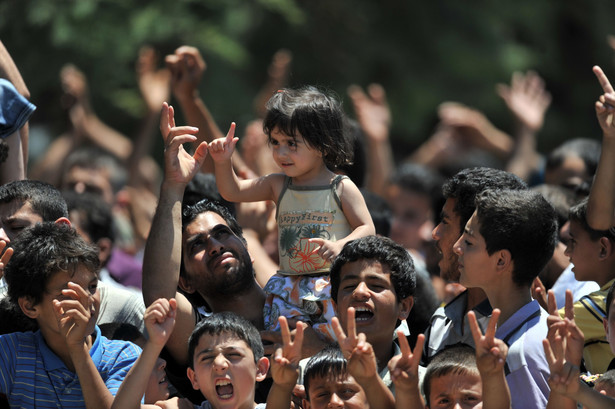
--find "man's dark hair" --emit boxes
[5,222,100,306]
[475,189,558,287]
[63,146,127,194]
[442,167,527,232]
[423,344,478,404]
[0,180,68,221]
[303,344,347,401]
[569,197,615,242]
[183,173,236,217]
[187,312,263,368]
[330,235,416,303]
[546,138,601,184]
[63,190,115,244]
[263,86,352,170]
[390,162,444,221]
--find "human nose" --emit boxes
[327,393,344,408]
[207,236,225,256]
[352,281,370,300]
[213,353,229,371]
[453,237,463,256]
[432,223,442,241]
[157,357,167,370]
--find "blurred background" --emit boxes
[2,0,615,165]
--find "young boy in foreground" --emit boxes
[389,309,510,409]
[453,189,557,408]
[114,308,269,409]
[267,310,395,409]
[0,222,141,408]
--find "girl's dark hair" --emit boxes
[263,86,353,170]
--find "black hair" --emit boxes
[531,184,581,234]
[569,197,615,242]
[545,138,601,186]
[183,172,236,217]
[360,189,392,237]
[5,222,100,306]
[99,322,144,343]
[596,370,615,390]
[63,146,127,194]
[63,190,115,244]
[303,344,348,401]
[423,344,478,404]
[390,162,444,221]
[336,119,366,187]
[187,312,263,368]
[263,86,353,170]
[475,189,558,287]
[0,179,68,221]
[330,235,416,303]
[442,167,527,232]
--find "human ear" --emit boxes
[255,356,270,382]
[178,276,196,294]
[599,237,612,259]
[398,296,413,320]
[496,249,512,270]
[186,367,200,390]
[18,296,39,319]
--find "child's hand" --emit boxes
[208,122,238,163]
[144,298,177,348]
[308,238,343,263]
[53,281,97,349]
[593,66,615,140]
[546,289,584,366]
[270,316,304,389]
[332,307,378,382]
[543,329,581,398]
[388,330,424,393]
[160,102,207,185]
[468,309,508,376]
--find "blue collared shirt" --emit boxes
[0,326,141,408]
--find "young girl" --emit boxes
[209,86,375,341]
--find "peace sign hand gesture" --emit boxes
[593,66,615,139]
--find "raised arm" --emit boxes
[267,316,304,409]
[333,308,395,409]
[112,298,176,409]
[587,65,615,230]
[347,84,394,195]
[468,309,511,409]
[142,102,207,366]
[388,331,426,409]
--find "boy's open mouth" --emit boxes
[215,379,234,399]
[354,307,374,322]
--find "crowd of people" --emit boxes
[1,35,615,409]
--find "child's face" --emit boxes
[303,373,369,409]
[21,265,99,339]
[269,127,324,182]
[564,220,601,282]
[334,259,412,347]
[453,211,499,290]
[144,357,170,404]
[187,332,268,409]
[427,371,482,409]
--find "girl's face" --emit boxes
[269,127,325,183]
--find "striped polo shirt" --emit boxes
[0,326,141,408]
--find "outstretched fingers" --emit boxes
[594,65,615,94]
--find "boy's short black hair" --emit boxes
[5,222,100,306]
[423,344,478,405]
[303,343,347,401]
[187,312,263,368]
[475,189,558,287]
[442,167,527,232]
[330,235,416,303]
[0,179,68,221]
[569,197,615,242]
[595,370,615,390]
[263,86,352,170]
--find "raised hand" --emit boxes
[137,46,171,113]
[497,71,551,132]
[593,66,615,139]
[388,331,424,393]
[208,122,238,163]
[270,316,304,388]
[546,290,584,366]
[53,281,97,349]
[468,309,508,376]
[347,84,391,142]
[165,46,206,103]
[144,298,177,348]
[160,102,207,185]
[543,329,580,397]
[332,307,378,381]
